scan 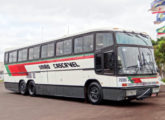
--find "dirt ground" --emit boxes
[0,82,165,120]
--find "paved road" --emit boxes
[0,82,165,120]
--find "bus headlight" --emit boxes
[126,90,137,96]
[152,88,159,93]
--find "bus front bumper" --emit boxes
[102,85,160,101]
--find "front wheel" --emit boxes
[87,82,103,104]
[28,81,36,96]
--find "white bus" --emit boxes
[4,29,160,104]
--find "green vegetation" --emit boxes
[0,80,3,82]
[152,37,165,79]
[162,78,165,83]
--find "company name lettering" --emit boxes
[53,62,80,69]
[39,64,50,70]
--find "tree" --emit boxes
[151,40,157,46]
[153,37,165,78]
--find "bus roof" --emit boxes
[5,28,149,52]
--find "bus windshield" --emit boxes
[116,32,152,46]
[118,47,157,75]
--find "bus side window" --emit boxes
[74,37,83,53]
[83,35,94,52]
[41,45,48,58]
[5,53,9,63]
[74,34,94,54]
[63,39,72,55]
[18,49,27,62]
[48,43,54,57]
[56,39,72,56]
[33,46,40,59]
[29,46,40,60]
[56,41,64,56]
[41,43,54,58]
[9,51,17,63]
[96,33,113,50]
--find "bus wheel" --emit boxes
[19,81,27,95]
[87,82,103,105]
[28,81,36,96]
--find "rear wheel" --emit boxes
[19,81,27,95]
[28,81,36,96]
[87,82,103,104]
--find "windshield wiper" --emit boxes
[125,65,140,74]
[143,61,155,74]
[126,65,138,69]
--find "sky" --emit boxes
[0,0,160,61]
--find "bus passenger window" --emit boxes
[29,48,34,60]
[83,35,94,52]
[74,34,94,54]
[64,39,72,55]
[96,33,113,50]
[41,43,54,58]
[34,46,40,59]
[5,53,8,63]
[48,43,54,57]
[74,37,83,53]
[18,49,27,61]
[56,41,64,56]
[56,39,72,56]
[41,45,47,58]
[9,51,17,63]
[29,46,40,60]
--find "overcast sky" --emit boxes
[0,0,160,61]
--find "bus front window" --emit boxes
[116,32,152,46]
[118,47,157,75]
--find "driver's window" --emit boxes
[95,53,103,73]
[95,52,114,74]
[104,52,114,74]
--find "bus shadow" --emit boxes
[39,95,156,107]
[10,92,155,107]
[101,100,154,107]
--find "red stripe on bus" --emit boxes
[8,55,94,76]
[131,77,157,83]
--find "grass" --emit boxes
[0,80,3,82]
[162,78,165,83]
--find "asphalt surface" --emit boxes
[0,82,165,120]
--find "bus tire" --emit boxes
[87,82,103,105]
[19,80,27,95]
[28,81,36,96]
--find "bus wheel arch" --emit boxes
[84,79,103,104]
[19,80,27,95]
[27,80,36,96]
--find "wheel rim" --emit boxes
[89,86,100,102]
[29,83,35,95]
[20,82,26,94]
